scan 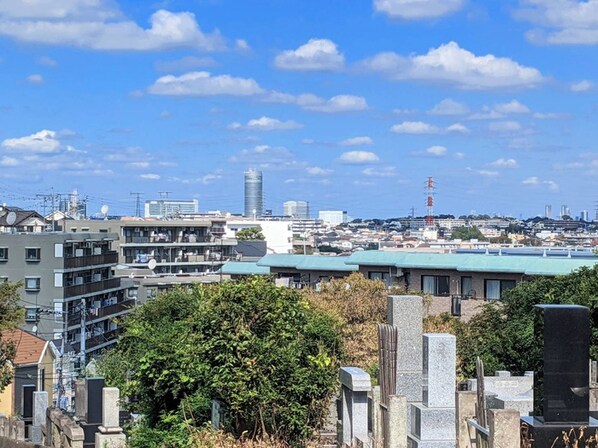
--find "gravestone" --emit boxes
[81,377,105,448]
[409,333,456,448]
[30,391,48,443]
[95,387,126,448]
[521,304,598,446]
[467,370,534,416]
[338,367,372,447]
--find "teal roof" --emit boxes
[257,254,358,272]
[221,261,270,275]
[346,251,598,276]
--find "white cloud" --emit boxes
[140,173,160,180]
[297,94,368,113]
[306,166,333,176]
[425,145,448,156]
[37,55,57,66]
[489,158,518,168]
[522,176,559,191]
[26,74,44,84]
[516,0,598,45]
[476,169,499,177]
[373,0,464,19]
[360,41,544,89]
[446,123,470,134]
[230,116,303,131]
[0,156,19,166]
[229,145,301,169]
[274,38,344,71]
[149,71,263,96]
[235,39,250,51]
[154,56,217,73]
[488,121,522,132]
[339,136,374,146]
[339,151,380,164]
[150,72,367,113]
[362,166,397,177]
[429,98,469,115]
[0,8,225,51]
[171,170,223,185]
[391,121,439,134]
[1,129,61,153]
[493,100,530,114]
[391,120,468,134]
[127,161,150,169]
[570,80,594,92]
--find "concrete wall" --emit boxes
[13,366,36,418]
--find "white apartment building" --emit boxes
[318,210,347,227]
[224,219,293,254]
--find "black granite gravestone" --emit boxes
[81,377,104,448]
[521,304,597,446]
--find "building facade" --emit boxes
[0,232,134,358]
[283,201,310,220]
[318,210,347,227]
[244,169,263,217]
[144,199,199,218]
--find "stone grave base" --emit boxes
[521,416,598,446]
[95,432,127,448]
[407,436,455,448]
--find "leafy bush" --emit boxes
[98,277,341,446]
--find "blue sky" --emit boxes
[0,0,597,219]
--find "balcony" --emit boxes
[68,299,135,326]
[63,278,121,298]
[72,328,122,352]
[64,252,118,269]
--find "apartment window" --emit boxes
[25,247,41,262]
[421,275,450,296]
[25,307,38,322]
[369,271,392,286]
[0,247,7,261]
[484,279,517,300]
[461,276,474,297]
[25,277,41,291]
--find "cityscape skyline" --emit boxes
[1,1,597,217]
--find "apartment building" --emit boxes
[0,232,134,357]
[70,217,237,275]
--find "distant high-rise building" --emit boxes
[144,199,198,218]
[580,210,589,222]
[244,169,263,217]
[560,205,571,219]
[283,201,310,219]
[318,210,348,226]
[544,204,552,219]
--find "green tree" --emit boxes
[0,281,24,393]
[458,265,598,380]
[236,227,265,240]
[450,226,486,241]
[98,277,341,446]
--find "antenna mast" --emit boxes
[425,177,435,227]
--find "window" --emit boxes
[25,247,41,262]
[461,276,474,297]
[484,279,517,300]
[25,277,40,291]
[0,247,7,261]
[368,271,392,287]
[25,307,38,322]
[421,275,450,296]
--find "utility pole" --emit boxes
[130,192,143,217]
[80,298,86,377]
[56,304,67,409]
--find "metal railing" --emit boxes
[64,252,118,269]
[63,278,121,298]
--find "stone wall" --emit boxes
[45,408,84,448]
[0,438,40,448]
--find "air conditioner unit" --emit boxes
[75,248,84,257]
[92,274,102,282]
[93,247,102,255]
[75,277,84,285]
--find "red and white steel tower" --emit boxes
[425,176,435,227]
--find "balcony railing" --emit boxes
[64,252,118,269]
[63,278,121,298]
[124,235,212,244]
[72,328,122,352]
[68,299,135,326]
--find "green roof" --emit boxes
[257,254,358,272]
[346,251,598,276]
[221,261,270,275]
